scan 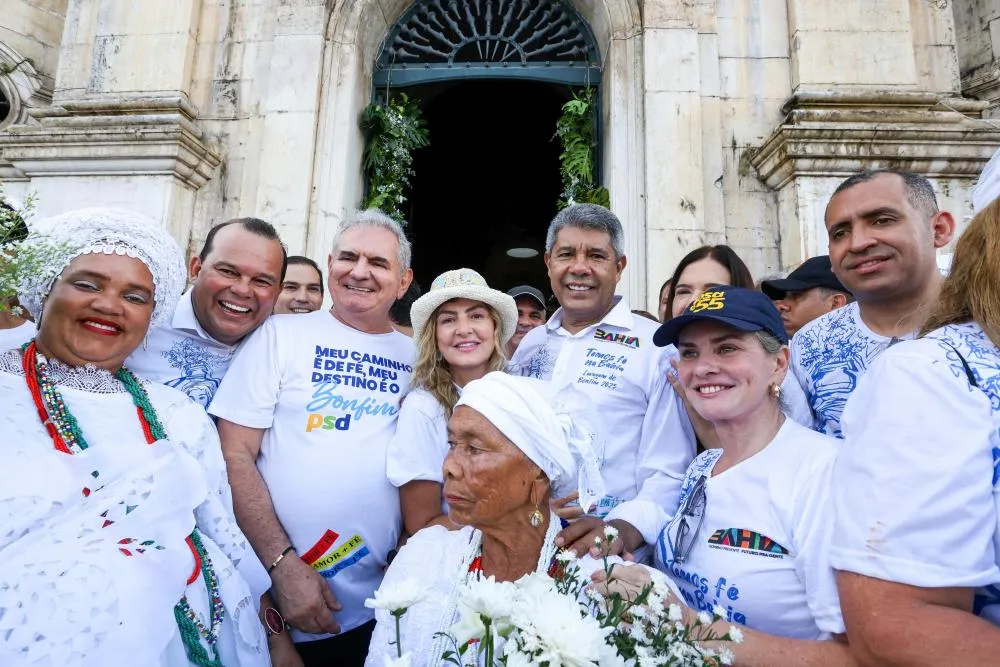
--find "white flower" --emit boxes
[719,647,736,665]
[460,575,517,620]
[598,640,629,667]
[697,611,712,626]
[515,571,559,598]
[713,605,727,620]
[504,648,538,667]
[603,525,619,541]
[450,603,487,646]
[364,579,430,613]
[510,584,611,667]
[382,652,412,667]
[556,550,578,564]
[728,626,744,643]
[667,603,683,622]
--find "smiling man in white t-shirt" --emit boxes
[210,210,415,667]
[127,217,287,407]
[790,170,956,438]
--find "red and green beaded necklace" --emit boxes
[21,340,226,667]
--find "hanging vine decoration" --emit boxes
[360,93,430,223]
[555,87,610,209]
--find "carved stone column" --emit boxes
[750,91,1000,266]
[0,0,218,243]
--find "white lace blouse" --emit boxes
[0,350,270,666]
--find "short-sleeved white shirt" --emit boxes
[654,420,845,639]
[208,311,414,641]
[510,297,695,537]
[386,386,451,487]
[832,322,1000,623]
[127,290,238,408]
[790,302,914,438]
[0,319,35,352]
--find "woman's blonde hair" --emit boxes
[411,299,508,415]
[921,197,1000,347]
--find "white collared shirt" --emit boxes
[511,297,695,541]
[126,290,239,408]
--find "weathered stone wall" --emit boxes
[1,0,998,314]
[0,0,66,97]
[955,0,1000,117]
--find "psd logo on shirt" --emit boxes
[707,528,788,560]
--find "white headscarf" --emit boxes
[17,207,186,328]
[455,372,605,513]
[973,147,1000,215]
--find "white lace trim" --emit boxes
[18,208,186,328]
[0,349,126,393]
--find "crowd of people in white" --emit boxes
[2,153,1000,667]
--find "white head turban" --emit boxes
[455,372,606,513]
[973,147,1000,216]
[18,207,186,328]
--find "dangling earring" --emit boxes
[142,335,149,351]
[529,504,544,527]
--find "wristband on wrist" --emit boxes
[268,545,295,574]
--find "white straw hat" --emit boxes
[410,268,518,346]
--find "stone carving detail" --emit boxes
[379,0,597,67]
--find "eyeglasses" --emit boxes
[670,474,708,564]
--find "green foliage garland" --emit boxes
[555,87,610,209]
[0,185,64,314]
[360,93,430,223]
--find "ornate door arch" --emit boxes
[373,0,602,88]
[311,0,648,305]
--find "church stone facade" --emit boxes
[1,0,999,311]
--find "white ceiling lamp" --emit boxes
[506,247,539,259]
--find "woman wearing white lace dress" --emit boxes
[366,372,609,666]
[0,208,270,666]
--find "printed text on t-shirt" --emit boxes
[578,347,629,389]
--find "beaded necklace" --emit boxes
[21,340,225,667]
[429,513,563,662]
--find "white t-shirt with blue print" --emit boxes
[832,322,1000,623]
[654,420,845,640]
[790,302,914,439]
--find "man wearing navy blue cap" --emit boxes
[760,256,853,338]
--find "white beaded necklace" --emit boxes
[429,512,562,664]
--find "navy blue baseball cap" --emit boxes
[760,255,847,300]
[653,285,789,347]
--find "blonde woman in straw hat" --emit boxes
[386,268,517,537]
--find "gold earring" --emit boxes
[770,383,781,399]
[529,505,544,527]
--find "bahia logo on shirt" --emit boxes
[593,328,640,349]
[707,528,789,560]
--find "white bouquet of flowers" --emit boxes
[368,529,740,666]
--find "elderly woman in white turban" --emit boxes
[0,209,270,666]
[365,372,607,666]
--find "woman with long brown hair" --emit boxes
[385,269,517,536]
[832,196,1000,665]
